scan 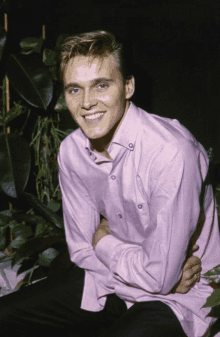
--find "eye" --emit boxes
[68,88,80,95]
[97,83,109,90]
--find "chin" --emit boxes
[83,128,109,140]
[88,133,106,140]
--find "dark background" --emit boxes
[1,0,220,158]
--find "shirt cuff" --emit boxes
[95,234,124,271]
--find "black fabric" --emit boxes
[0,264,187,337]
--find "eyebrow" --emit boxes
[64,78,114,90]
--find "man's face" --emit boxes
[63,54,134,142]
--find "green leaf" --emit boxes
[12,235,64,267]
[0,133,31,198]
[22,192,64,229]
[6,54,53,110]
[10,223,32,239]
[57,190,62,200]
[207,304,220,318]
[49,246,72,277]
[0,253,14,262]
[202,264,220,283]
[0,233,7,250]
[1,102,29,126]
[9,235,26,249]
[35,222,47,236]
[54,91,67,111]
[0,210,12,226]
[0,210,12,217]
[203,289,220,308]
[17,255,39,275]
[12,213,45,226]
[44,49,57,66]
[38,247,59,267]
[47,200,61,212]
[0,26,7,61]
[19,37,44,55]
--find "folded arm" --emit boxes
[94,143,206,295]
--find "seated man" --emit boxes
[0,30,217,337]
[57,31,220,336]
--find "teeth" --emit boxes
[84,112,104,120]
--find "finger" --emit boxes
[182,265,202,281]
[192,265,202,275]
[191,244,199,252]
[186,266,202,280]
[183,256,201,271]
[186,276,198,289]
[182,274,199,287]
[187,267,202,282]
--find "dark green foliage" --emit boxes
[22,192,64,229]
[7,54,53,110]
[0,133,31,198]
[0,26,73,286]
[12,235,64,267]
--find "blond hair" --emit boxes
[59,30,132,82]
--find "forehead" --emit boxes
[63,54,121,84]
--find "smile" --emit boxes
[84,112,105,120]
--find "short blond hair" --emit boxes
[59,30,133,82]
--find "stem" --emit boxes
[4,13,12,219]
[42,24,46,62]
[4,13,10,132]
[20,108,31,135]
[28,260,38,286]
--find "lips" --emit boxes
[83,112,105,120]
[83,111,105,124]
[83,111,105,118]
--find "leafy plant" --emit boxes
[0,24,74,287]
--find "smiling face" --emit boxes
[63,54,134,148]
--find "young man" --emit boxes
[0,31,215,337]
[57,31,220,337]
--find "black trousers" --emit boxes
[0,264,187,337]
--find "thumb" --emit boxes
[191,244,199,253]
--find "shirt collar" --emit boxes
[85,101,140,161]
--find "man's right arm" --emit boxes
[58,155,114,289]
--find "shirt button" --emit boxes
[138,204,142,209]
[129,143,133,149]
[111,175,116,180]
[118,214,122,218]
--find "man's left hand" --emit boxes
[172,244,201,294]
[93,217,111,249]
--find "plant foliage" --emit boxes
[0,24,73,286]
[0,133,31,197]
[7,54,53,110]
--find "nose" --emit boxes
[81,90,97,110]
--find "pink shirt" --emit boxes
[58,102,220,337]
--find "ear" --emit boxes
[125,76,135,100]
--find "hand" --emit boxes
[92,217,111,249]
[172,244,202,294]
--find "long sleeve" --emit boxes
[95,142,206,295]
[58,152,115,294]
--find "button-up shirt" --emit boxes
[58,102,220,337]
